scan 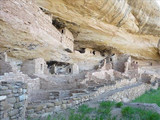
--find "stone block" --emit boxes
[0,90,12,95]
[54,106,61,111]
[8,109,18,116]
[14,102,23,109]
[45,108,53,112]
[27,109,34,114]
[7,97,16,104]
[19,94,26,101]
[61,104,67,109]
[46,103,54,107]
[35,105,44,112]
[0,86,8,90]
[0,96,6,102]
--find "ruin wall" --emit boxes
[26,78,139,119]
[0,81,28,120]
[107,83,151,102]
[0,72,40,102]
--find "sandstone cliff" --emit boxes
[0,0,160,61]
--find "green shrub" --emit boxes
[78,104,94,115]
[99,101,115,109]
[115,102,123,108]
[121,107,134,117]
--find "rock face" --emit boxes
[35,0,160,60]
[0,0,160,61]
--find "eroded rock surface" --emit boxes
[35,0,160,60]
[1,0,160,61]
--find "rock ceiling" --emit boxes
[0,0,160,61]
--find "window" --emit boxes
[69,68,72,73]
[93,51,95,55]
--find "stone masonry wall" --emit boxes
[0,72,40,102]
[0,81,28,120]
[106,83,151,102]
[0,60,13,75]
[61,28,74,52]
[21,58,47,75]
[26,78,138,119]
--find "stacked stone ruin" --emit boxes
[0,50,160,119]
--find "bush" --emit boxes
[121,107,134,117]
[115,102,123,108]
[99,101,115,109]
[78,104,94,115]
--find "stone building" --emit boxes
[21,58,47,75]
[0,52,13,75]
[60,27,74,52]
[70,63,79,74]
[47,61,79,75]
[0,52,7,62]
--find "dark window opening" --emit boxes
[112,53,115,56]
[52,19,65,30]
[78,48,85,53]
[93,51,95,55]
[46,61,70,74]
[69,68,72,73]
[110,58,112,61]
[61,29,64,34]
[47,61,70,68]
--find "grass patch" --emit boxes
[122,106,160,120]
[28,100,160,120]
[78,104,95,114]
[115,102,123,108]
[97,101,116,119]
[133,88,160,107]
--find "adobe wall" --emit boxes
[85,48,101,56]
[0,72,40,102]
[0,60,13,75]
[26,78,138,119]
[106,83,151,102]
[113,54,131,73]
[21,58,47,75]
[0,81,28,120]
[74,49,105,71]
[0,52,7,62]
[70,64,79,74]
[7,57,23,72]
[60,28,74,52]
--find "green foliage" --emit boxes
[29,99,160,120]
[97,101,116,119]
[115,102,123,108]
[121,106,160,120]
[78,104,95,115]
[99,101,115,109]
[133,88,160,107]
[121,107,134,117]
[47,115,51,120]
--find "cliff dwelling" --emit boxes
[0,0,160,120]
